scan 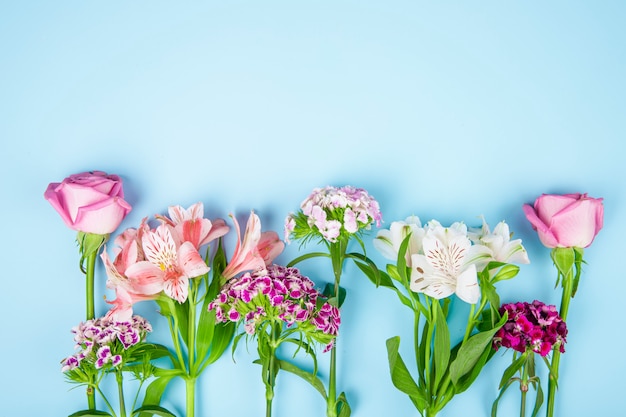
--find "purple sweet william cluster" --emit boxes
[61,316,152,372]
[209,265,340,352]
[493,300,567,357]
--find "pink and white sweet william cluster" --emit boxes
[209,265,340,352]
[493,301,567,357]
[61,316,152,372]
[285,185,383,243]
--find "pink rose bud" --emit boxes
[45,171,132,234]
[522,193,603,248]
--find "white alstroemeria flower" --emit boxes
[469,218,530,266]
[373,216,424,266]
[410,221,484,304]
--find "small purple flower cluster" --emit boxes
[61,316,152,372]
[209,265,340,352]
[493,300,567,357]
[285,185,383,243]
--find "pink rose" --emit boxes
[45,171,132,234]
[522,193,603,248]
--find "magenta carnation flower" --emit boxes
[493,300,567,357]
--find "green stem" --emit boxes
[164,297,187,370]
[424,298,434,395]
[327,347,337,417]
[85,250,97,410]
[520,353,530,417]
[95,385,117,417]
[413,305,421,376]
[186,377,196,417]
[326,239,347,417]
[546,268,573,417]
[187,286,198,417]
[116,370,127,417]
[463,303,477,343]
[85,251,96,320]
[265,322,281,417]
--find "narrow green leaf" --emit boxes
[498,352,527,389]
[276,358,327,399]
[337,392,351,417]
[138,375,177,417]
[417,319,429,385]
[132,405,178,417]
[386,336,427,410]
[286,252,330,267]
[449,313,507,389]
[68,411,112,417]
[173,299,190,348]
[433,301,450,392]
[354,260,395,289]
[322,283,347,308]
[195,307,216,365]
[491,264,520,283]
[491,378,516,417]
[572,247,585,297]
[204,321,235,366]
[396,235,411,285]
[530,379,544,417]
[355,261,414,310]
[551,247,575,283]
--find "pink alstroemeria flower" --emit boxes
[109,219,150,275]
[101,219,157,320]
[156,202,230,250]
[125,223,210,303]
[222,212,284,281]
[105,286,155,322]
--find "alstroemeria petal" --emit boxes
[178,241,210,278]
[455,264,480,304]
[125,261,166,295]
[164,275,189,303]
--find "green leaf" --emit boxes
[530,378,544,417]
[395,235,411,285]
[433,301,450,393]
[137,374,177,417]
[355,261,414,310]
[132,405,178,417]
[354,260,395,289]
[417,319,429,385]
[210,238,228,284]
[68,412,112,417]
[449,313,507,390]
[275,358,327,399]
[386,336,427,411]
[551,247,575,284]
[337,392,351,417]
[195,306,216,366]
[286,252,330,267]
[572,247,585,297]
[491,378,516,417]
[173,299,190,348]
[480,279,501,317]
[491,264,520,283]
[498,352,527,389]
[203,320,235,366]
[322,283,347,308]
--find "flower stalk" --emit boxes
[545,247,579,417]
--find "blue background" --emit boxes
[1,1,624,416]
